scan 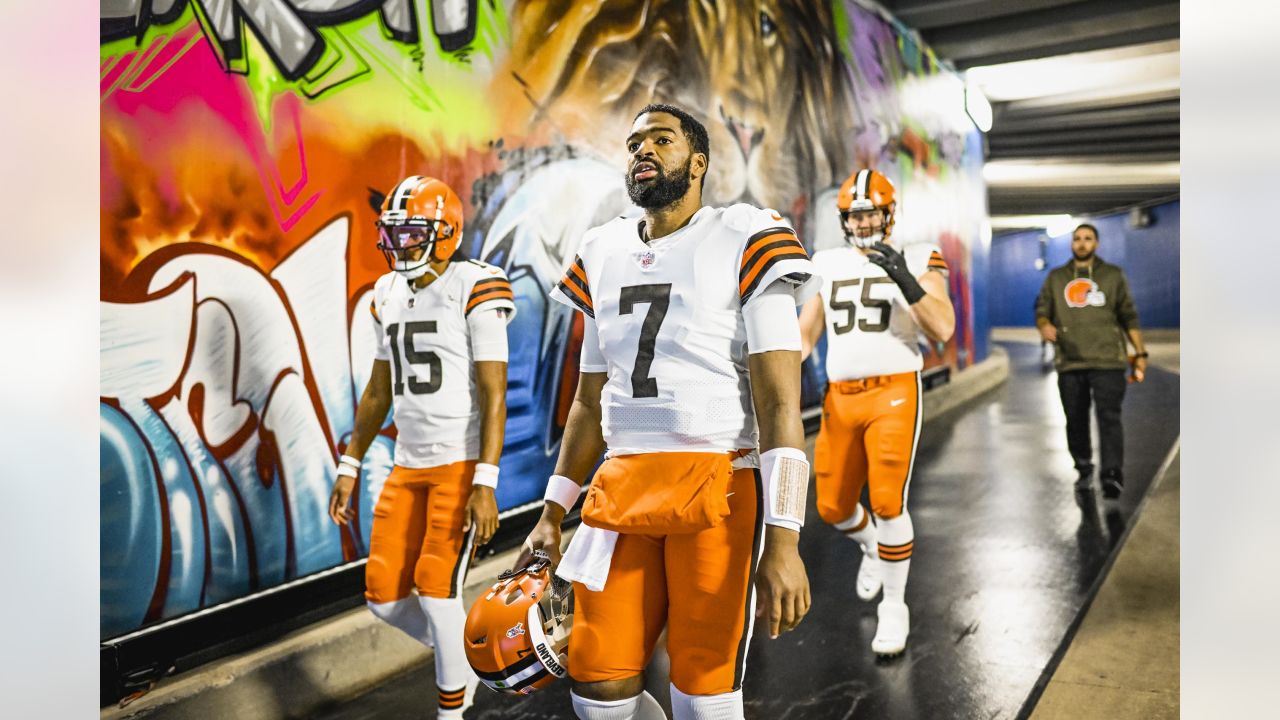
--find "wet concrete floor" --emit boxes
[314,342,1180,719]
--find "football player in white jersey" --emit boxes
[799,169,955,657]
[328,175,516,718]
[505,104,818,720]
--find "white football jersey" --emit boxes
[550,204,819,454]
[371,259,516,468]
[812,243,948,381]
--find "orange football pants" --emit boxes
[569,461,762,695]
[365,460,477,602]
[814,371,921,523]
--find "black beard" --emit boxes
[1073,249,1095,262]
[626,158,692,209]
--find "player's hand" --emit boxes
[464,486,500,545]
[866,242,926,304]
[755,527,811,639]
[1131,356,1147,383]
[1039,324,1058,343]
[328,474,356,526]
[515,511,563,570]
[865,241,907,274]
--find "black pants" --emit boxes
[1056,369,1127,475]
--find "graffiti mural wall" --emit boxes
[100,0,988,638]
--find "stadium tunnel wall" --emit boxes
[99,0,991,639]
[989,200,1180,328]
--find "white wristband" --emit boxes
[336,463,358,479]
[339,454,362,469]
[543,474,582,512]
[472,463,500,489]
[760,447,810,532]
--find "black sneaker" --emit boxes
[1100,469,1124,499]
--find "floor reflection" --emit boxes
[316,343,1180,719]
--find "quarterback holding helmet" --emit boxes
[507,103,817,720]
[799,168,955,657]
[329,175,516,718]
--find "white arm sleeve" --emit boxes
[580,316,607,372]
[743,282,803,354]
[467,307,509,363]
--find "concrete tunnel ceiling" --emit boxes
[876,0,1180,227]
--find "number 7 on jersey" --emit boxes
[619,284,672,398]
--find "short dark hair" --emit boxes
[1074,223,1099,239]
[633,103,710,167]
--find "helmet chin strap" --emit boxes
[394,260,438,281]
[395,243,448,282]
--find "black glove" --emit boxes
[866,242,926,304]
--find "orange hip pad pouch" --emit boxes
[581,452,735,534]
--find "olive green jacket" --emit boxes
[1034,258,1140,372]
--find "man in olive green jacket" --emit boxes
[1035,223,1148,499]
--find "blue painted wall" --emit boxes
[989,200,1179,328]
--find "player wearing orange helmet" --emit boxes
[329,175,516,718]
[798,169,955,657]
[513,104,817,720]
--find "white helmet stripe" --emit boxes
[855,169,871,200]
[390,175,422,212]
[526,603,568,677]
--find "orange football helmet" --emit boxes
[836,168,897,248]
[376,175,465,277]
[464,551,572,695]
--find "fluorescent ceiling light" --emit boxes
[967,40,1179,102]
[984,161,1181,188]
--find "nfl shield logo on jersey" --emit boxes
[634,250,657,270]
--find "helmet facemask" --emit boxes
[526,555,573,679]
[840,203,893,249]
[376,221,451,279]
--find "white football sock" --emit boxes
[572,690,667,719]
[875,512,914,605]
[834,504,878,557]
[670,684,743,720]
[365,597,432,647]
[420,595,476,693]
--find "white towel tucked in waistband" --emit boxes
[555,523,618,592]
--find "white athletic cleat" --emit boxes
[855,553,882,601]
[871,601,910,657]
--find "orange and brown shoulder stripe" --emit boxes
[466,274,514,315]
[739,226,808,303]
[369,299,381,323]
[557,254,594,318]
[927,250,949,272]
